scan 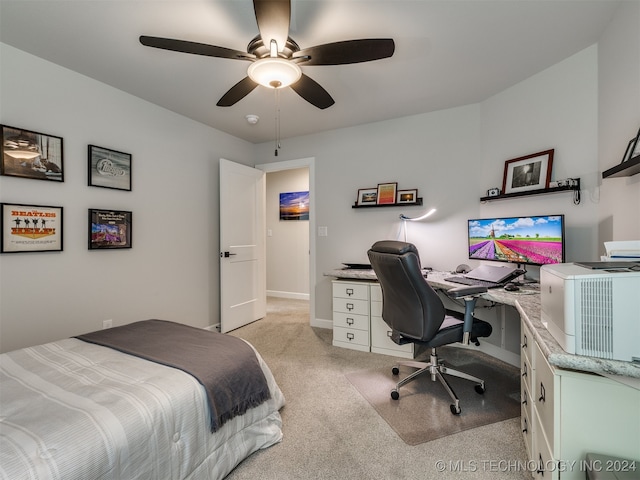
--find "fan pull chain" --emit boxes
[274,88,281,156]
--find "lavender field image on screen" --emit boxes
[468,215,564,266]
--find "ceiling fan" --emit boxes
[139,0,395,109]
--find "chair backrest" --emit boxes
[367,240,446,342]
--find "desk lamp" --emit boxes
[399,208,436,242]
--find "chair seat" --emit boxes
[391,315,492,349]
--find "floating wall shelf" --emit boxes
[602,155,640,179]
[352,197,423,209]
[479,179,581,204]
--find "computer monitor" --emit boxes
[467,214,565,266]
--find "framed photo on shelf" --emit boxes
[502,149,554,194]
[1,202,63,253]
[1,125,64,182]
[88,145,132,191]
[356,188,378,206]
[629,127,640,161]
[376,182,397,205]
[397,189,418,204]
[88,209,132,250]
[620,138,636,164]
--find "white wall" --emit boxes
[255,44,609,325]
[265,168,309,298]
[597,0,640,248]
[0,44,255,352]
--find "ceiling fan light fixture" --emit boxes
[247,57,301,89]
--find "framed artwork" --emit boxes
[356,188,377,206]
[1,203,63,253]
[279,191,309,220]
[1,125,64,182]
[397,189,418,204]
[628,127,640,162]
[88,145,132,191]
[376,182,397,205]
[620,138,635,164]
[502,149,554,194]
[89,209,132,250]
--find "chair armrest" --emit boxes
[445,285,488,299]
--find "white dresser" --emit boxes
[520,318,640,480]
[332,280,414,358]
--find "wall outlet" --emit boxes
[102,319,113,329]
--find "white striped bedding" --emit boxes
[0,337,285,480]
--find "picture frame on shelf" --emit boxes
[376,182,397,205]
[88,145,132,191]
[1,202,63,253]
[88,209,132,250]
[502,149,554,194]
[628,127,640,161]
[396,189,418,204]
[620,138,635,164]
[0,125,64,182]
[356,188,378,206]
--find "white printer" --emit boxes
[540,262,640,362]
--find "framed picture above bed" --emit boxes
[88,144,132,191]
[1,202,63,253]
[88,208,132,250]
[1,125,64,182]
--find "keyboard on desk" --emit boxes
[444,276,504,288]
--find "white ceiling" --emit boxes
[0,0,622,144]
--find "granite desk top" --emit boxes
[326,268,640,380]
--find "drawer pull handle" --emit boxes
[346,317,354,326]
[522,396,527,406]
[521,335,528,350]
[347,333,355,341]
[521,364,527,378]
[522,418,528,434]
[538,383,546,403]
[346,288,354,296]
[346,303,354,311]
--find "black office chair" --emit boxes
[367,240,493,414]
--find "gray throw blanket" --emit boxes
[76,319,271,432]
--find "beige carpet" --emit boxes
[346,345,521,446]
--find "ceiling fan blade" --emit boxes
[253,0,290,53]
[290,74,335,110]
[294,39,395,66]
[216,77,259,107]
[140,36,254,60]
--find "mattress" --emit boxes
[0,336,285,480]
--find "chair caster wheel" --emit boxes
[450,404,461,415]
[391,389,399,400]
[475,384,485,394]
[392,367,399,375]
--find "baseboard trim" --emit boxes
[312,317,332,329]
[267,290,310,301]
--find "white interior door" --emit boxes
[219,158,266,333]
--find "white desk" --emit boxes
[326,267,640,480]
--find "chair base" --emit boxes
[390,347,486,415]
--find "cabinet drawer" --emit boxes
[520,401,533,461]
[332,281,369,301]
[521,376,533,425]
[370,316,413,354]
[533,411,558,480]
[521,351,534,396]
[333,326,369,347]
[333,297,369,316]
[534,341,556,452]
[521,321,534,365]
[333,312,369,331]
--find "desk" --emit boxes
[326,268,640,480]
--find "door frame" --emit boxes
[255,157,317,327]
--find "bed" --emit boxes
[0,320,285,480]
